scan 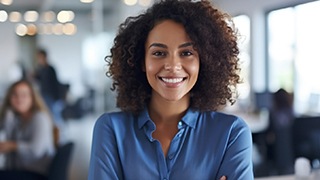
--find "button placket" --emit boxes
[166,126,185,170]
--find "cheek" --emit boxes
[24,97,33,108]
[188,61,200,77]
[9,98,17,108]
[11,96,33,112]
[145,60,161,76]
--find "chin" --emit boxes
[162,94,188,102]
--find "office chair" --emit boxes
[0,142,74,180]
[293,116,320,162]
[47,141,74,180]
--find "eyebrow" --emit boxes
[148,42,194,49]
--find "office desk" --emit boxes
[255,174,294,180]
[255,171,320,180]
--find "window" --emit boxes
[267,1,320,115]
[233,15,251,109]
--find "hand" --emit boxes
[220,176,227,180]
[0,141,17,153]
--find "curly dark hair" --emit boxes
[106,0,241,114]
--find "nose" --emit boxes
[164,56,182,71]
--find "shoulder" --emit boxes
[94,111,134,131]
[95,111,133,123]
[32,111,51,124]
[33,111,50,119]
[92,111,136,143]
[199,111,250,132]
[203,111,246,124]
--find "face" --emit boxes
[9,83,33,114]
[37,53,46,66]
[144,20,200,102]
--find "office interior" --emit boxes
[0,0,320,179]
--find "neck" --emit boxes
[148,93,190,125]
[19,111,33,121]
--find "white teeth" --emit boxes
[161,78,183,83]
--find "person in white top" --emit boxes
[0,79,56,175]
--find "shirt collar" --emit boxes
[137,107,151,129]
[137,107,199,129]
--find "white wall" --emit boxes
[0,21,21,97]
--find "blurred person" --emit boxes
[33,48,67,144]
[88,0,254,179]
[0,79,56,175]
[267,88,294,175]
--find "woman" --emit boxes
[0,79,55,175]
[89,0,253,179]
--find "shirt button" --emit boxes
[178,121,183,126]
[168,155,174,160]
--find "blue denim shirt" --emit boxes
[88,108,253,180]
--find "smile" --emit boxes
[160,77,185,83]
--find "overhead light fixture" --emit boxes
[24,11,39,22]
[63,23,77,35]
[57,10,75,23]
[1,0,13,6]
[15,23,27,36]
[9,11,21,22]
[0,10,8,22]
[41,11,56,22]
[124,0,137,6]
[52,23,64,35]
[26,24,37,36]
[80,0,94,3]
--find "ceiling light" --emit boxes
[26,24,37,36]
[16,23,27,36]
[57,10,74,23]
[124,0,137,6]
[1,0,13,6]
[63,23,77,35]
[53,23,63,35]
[24,11,39,22]
[0,10,8,22]
[41,11,56,22]
[80,0,94,3]
[9,11,21,22]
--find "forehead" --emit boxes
[146,20,191,46]
[13,83,31,93]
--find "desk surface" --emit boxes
[255,171,320,180]
[255,175,294,180]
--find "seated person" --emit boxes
[0,79,55,175]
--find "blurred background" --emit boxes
[0,0,320,179]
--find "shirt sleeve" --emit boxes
[88,113,124,180]
[217,118,254,180]
[16,112,54,158]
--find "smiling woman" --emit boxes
[88,0,253,179]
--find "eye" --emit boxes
[181,50,193,56]
[152,51,166,57]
